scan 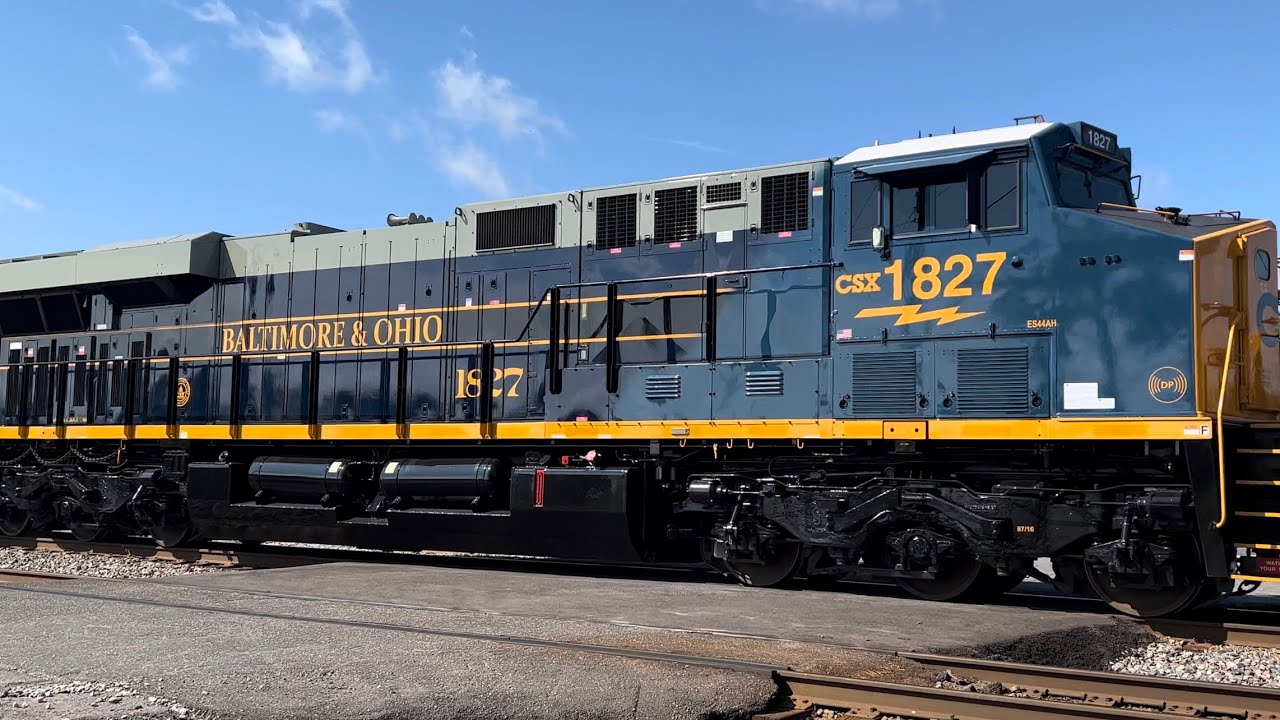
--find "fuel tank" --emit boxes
[378,459,507,510]
[247,457,369,505]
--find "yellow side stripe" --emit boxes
[1236,480,1280,486]
[1237,449,1280,455]
[0,417,1222,443]
[1232,574,1280,583]
[1235,543,1280,550]
[1235,511,1280,518]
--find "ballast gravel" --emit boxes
[1111,637,1280,687]
[0,677,213,719]
[0,547,224,579]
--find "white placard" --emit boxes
[1063,382,1115,410]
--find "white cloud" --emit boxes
[387,118,406,143]
[434,60,565,142]
[188,0,380,94]
[789,0,901,17]
[314,108,361,133]
[0,184,41,211]
[436,142,510,199]
[644,137,732,155]
[186,0,237,26]
[124,26,191,90]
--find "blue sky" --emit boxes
[0,0,1277,255]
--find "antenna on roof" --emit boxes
[1013,114,1046,125]
[952,126,956,134]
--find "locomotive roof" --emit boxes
[836,122,1056,168]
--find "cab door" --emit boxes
[1237,225,1280,411]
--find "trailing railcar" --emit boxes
[1,118,1278,617]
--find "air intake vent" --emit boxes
[476,204,556,252]
[851,352,917,416]
[654,186,698,244]
[745,370,784,396]
[645,374,681,400]
[594,193,637,250]
[956,347,1029,414]
[706,182,743,204]
[760,172,810,235]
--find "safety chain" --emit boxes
[0,447,32,467]
[69,443,125,465]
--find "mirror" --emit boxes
[870,226,886,251]
[1131,174,1143,201]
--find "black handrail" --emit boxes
[547,287,562,395]
[478,341,495,426]
[604,283,619,394]
[394,346,408,430]
[165,357,180,435]
[55,361,68,428]
[228,355,242,433]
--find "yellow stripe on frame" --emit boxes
[0,416,1222,443]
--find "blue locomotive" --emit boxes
[1,117,1276,617]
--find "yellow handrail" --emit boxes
[1214,324,1237,529]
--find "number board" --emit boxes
[1079,123,1118,155]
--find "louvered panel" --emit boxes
[956,347,1029,414]
[851,352,917,416]
[706,182,742,204]
[653,186,698,244]
[760,172,809,235]
[645,374,681,400]
[476,205,556,251]
[594,193,637,249]
[744,370,783,397]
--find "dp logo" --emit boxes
[1147,367,1187,404]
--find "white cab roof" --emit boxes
[837,122,1057,166]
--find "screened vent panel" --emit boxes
[744,370,783,396]
[653,186,698,244]
[760,172,810,235]
[595,193,637,249]
[706,182,743,204]
[851,352,917,416]
[956,347,1029,414]
[476,205,556,252]
[644,374,681,400]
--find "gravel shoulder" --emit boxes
[0,547,224,579]
[1112,637,1280,687]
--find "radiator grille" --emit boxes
[706,182,742,204]
[644,374,681,400]
[653,186,698,244]
[744,370,784,396]
[594,193,637,249]
[760,172,810,235]
[476,205,555,252]
[850,352,917,416]
[956,347,1029,414]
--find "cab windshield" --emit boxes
[1055,147,1132,208]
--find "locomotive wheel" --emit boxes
[723,541,803,587]
[698,539,731,575]
[67,512,110,543]
[0,505,31,537]
[1082,561,1205,618]
[134,500,195,548]
[896,552,988,602]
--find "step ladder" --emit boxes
[1226,424,1280,580]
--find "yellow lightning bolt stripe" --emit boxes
[855,304,985,326]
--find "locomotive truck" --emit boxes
[1,117,1276,617]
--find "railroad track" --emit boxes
[1137,616,1280,650]
[1,564,1278,719]
[771,652,1280,719]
